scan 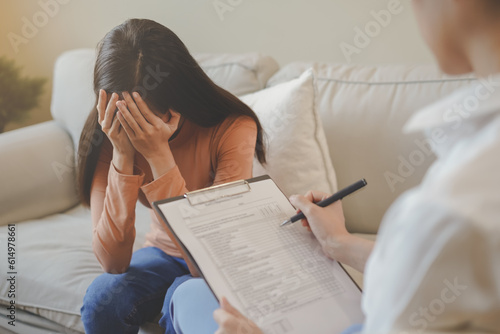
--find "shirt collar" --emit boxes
[404,74,500,134]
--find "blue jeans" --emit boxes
[80,247,190,334]
[168,278,364,334]
[166,277,220,334]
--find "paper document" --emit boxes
[155,176,364,334]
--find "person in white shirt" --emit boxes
[167,0,500,333]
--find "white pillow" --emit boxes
[241,69,338,196]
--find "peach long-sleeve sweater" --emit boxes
[90,115,257,273]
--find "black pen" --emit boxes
[280,179,367,227]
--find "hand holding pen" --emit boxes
[282,179,367,226]
[285,180,368,265]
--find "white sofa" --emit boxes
[0,49,475,334]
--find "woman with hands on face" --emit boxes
[78,19,266,334]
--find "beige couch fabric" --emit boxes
[268,63,475,233]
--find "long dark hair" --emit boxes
[77,19,266,206]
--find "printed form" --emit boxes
[157,178,364,334]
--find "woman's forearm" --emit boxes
[323,234,375,273]
[92,153,141,274]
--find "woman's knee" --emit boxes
[81,271,140,322]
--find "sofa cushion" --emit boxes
[50,49,279,151]
[242,68,338,196]
[0,204,152,333]
[0,121,79,225]
[194,53,279,96]
[268,63,476,234]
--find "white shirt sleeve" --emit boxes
[361,190,500,333]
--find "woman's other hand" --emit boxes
[97,89,135,174]
[214,297,263,334]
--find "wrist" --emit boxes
[322,233,353,263]
[146,149,176,179]
[323,233,374,273]
[112,149,134,175]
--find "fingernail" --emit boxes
[133,92,140,99]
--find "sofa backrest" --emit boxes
[50,49,478,235]
[268,63,476,234]
[50,49,279,150]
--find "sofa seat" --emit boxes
[0,204,150,333]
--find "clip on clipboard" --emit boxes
[183,179,251,206]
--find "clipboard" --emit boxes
[153,175,364,333]
[153,175,272,296]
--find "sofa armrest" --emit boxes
[0,121,79,225]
